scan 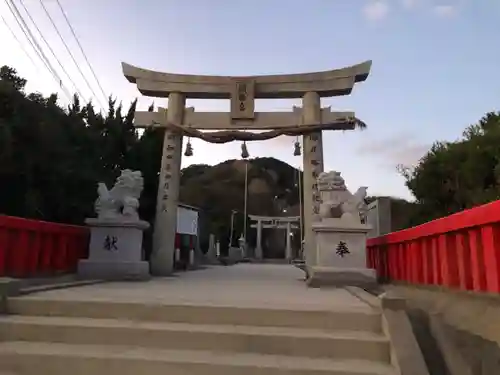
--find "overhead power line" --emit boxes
[18,0,86,101]
[38,0,106,110]
[1,13,38,70]
[5,0,54,77]
[4,0,73,101]
[55,0,108,104]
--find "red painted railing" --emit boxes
[367,200,500,293]
[0,215,89,277]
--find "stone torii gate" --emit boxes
[249,215,300,261]
[122,61,371,276]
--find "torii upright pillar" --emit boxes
[302,92,323,267]
[150,95,184,276]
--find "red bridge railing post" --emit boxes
[0,228,7,277]
[481,224,500,293]
[469,228,487,292]
[455,232,473,290]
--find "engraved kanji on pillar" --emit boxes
[308,132,323,218]
[159,134,177,214]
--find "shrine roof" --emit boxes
[178,203,200,212]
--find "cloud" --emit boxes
[401,0,419,9]
[400,0,463,17]
[362,1,390,21]
[433,4,458,17]
[357,134,431,169]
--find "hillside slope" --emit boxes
[179,157,302,250]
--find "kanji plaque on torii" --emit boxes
[122,60,372,276]
[231,79,255,120]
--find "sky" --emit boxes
[1,0,499,200]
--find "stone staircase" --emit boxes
[0,296,398,375]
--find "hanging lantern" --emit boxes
[293,137,301,156]
[241,141,249,159]
[184,137,193,157]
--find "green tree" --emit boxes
[0,66,141,224]
[399,112,500,223]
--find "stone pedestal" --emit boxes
[228,247,243,263]
[203,234,218,264]
[78,218,150,281]
[285,222,292,261]
[255,221,263,260]
[254,244,263,260]
[189,249,195,267]
[216,241,221,258]
[307,219,376,288]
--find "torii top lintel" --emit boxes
[122,60,372,99]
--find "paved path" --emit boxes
[20,264,373,312]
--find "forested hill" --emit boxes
[179,157,302,243]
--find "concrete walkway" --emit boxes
[1,264,396,375]
[19,264,373,312]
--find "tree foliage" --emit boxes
[0,66,142,223]
[400,112,500,223]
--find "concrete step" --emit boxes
[0,315,390,362]
[0,341,398,375]
[6,298,382,332]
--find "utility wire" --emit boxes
[18,0,86,101]
[5,0,54,78]
[55,0,108,104]
[1,13,38,70]
[38,0,106,110]
[4,0,73,101]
